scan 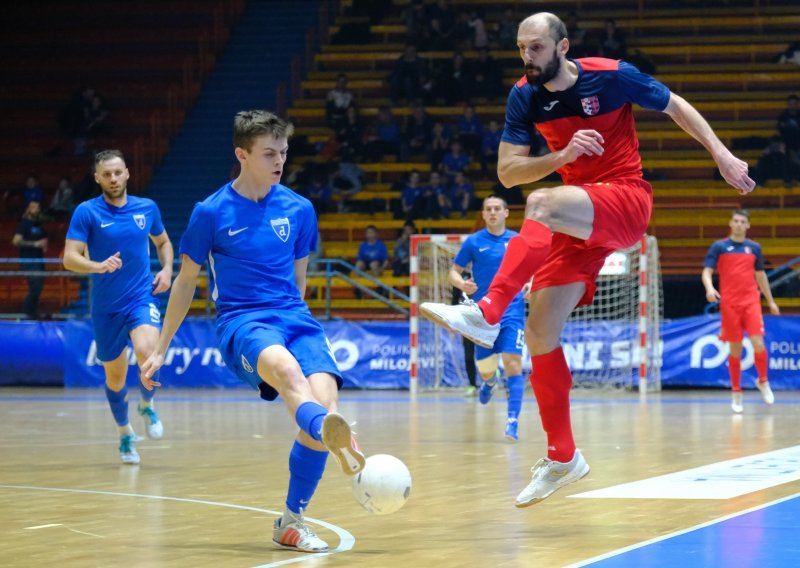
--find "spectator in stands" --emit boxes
[58,86,96,154]
[335,105,365,159]
[752,136,799,188]
[468,9,489,50]
[450,12,473,52]
[439,51,470,105]
[4,175,44,218]
[330,149,365,212]
[305,173,334,216]
[392,221,418,277]
[564,11,589,58]
[325,73,355,132]
[411,173,442,220]
[402,102,433,161]
[429,120,453,169]
[354,225,390,298]
[388,44,431,104]
[480,119,504,178]
[491,179,525,207]
[395,169,423,219]
[12,200,48,318]
[23,175,45,206]
[598,18,627,60]
[470,47,504,101]
[496,8,518,50]
[47,176,76,220]
[442,140,471,179]
[73,154,102,204]
[426,0,455,50]
[363,105,402,162]
[403,0,429,49]
[448,170,475,217]
[427,171,450,217]
[773,42,800,65]
[777,94,800,176]
[455,105,483,159]
[627,48,657,75]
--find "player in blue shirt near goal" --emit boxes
[449,195,526,441]
[141,110,366,554]
[64,149,174,465]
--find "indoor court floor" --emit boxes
[1,386,799,567]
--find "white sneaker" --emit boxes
[731,391,743,414]
[419,299,500,348]
[321,413,365,476]
[756,380,775,404]
[515,449,590,508]
[138,405,163,439]
[119,434,140,465]
[272,513,329,552]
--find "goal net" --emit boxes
[409,234,662,394]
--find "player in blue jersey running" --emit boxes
[64,149,174,465]
[448,196,526,441]
[140,110,366,554]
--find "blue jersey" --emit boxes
[357,240,389,264]
[179,183,318,325]
[454,228,524,320]
[502,58,670,185]
[66,195,164,312]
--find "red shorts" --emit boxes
[720,301,765,342]
[532,178,653,306]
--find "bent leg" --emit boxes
[478,185,594,324]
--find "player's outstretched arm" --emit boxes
[141,254,202,387]
[755,270,780,315]
[63,239,122,273]
[701,267,720,303]
[663,93,755,195]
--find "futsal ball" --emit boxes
[352,454,412,515]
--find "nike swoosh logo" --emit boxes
[543,101,559,111]
[228,227,248,236]
[479,247,490,252]
[100,222,114,228]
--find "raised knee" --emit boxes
[525,190,552,225]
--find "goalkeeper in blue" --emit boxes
[141,110,365,553]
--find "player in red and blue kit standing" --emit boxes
[702,209,779,414]
[420,12,756,507]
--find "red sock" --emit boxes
[754,349,768,383]
[530,347,575,463]
[477,219,552,325]
[728,355,741,392]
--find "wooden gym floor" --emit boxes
[1,386,799,567]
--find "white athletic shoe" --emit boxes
[515,449,590,508]
[731,391,744,414]
[138,405,163,439]
[419,299,500,348]
[119,434,140,465]
[272,513,329,553]
[321,413,365,476]
[756,380,775,404]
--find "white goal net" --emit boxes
[409,234,662,394]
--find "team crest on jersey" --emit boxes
[133,214,146,230]
[581,95,600,116]
[745,246,752,254]
[270,217,291,242]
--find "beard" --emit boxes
[102,186,125,200]
[525,49,561,85]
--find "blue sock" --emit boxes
[507,374,523,420]
[295,401,328,442]
[139,377,156,404]
[105,384,129,426]
[285,441,328,514]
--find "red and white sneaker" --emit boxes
[321,412,365,476]
[272,513,328,553]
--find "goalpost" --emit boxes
[409,234,662,395]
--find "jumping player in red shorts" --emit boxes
[420,12,755,507]
[702,209,779,414]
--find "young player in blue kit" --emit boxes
[141,110,365,553]
[448,196,526,441]
[64,149,174,465]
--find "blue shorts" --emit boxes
[474,319,525,361]
[217,309,342,400]
[91,301,162,362]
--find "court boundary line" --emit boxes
[0,484,354,567]
[565,490,800,567]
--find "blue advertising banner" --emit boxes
[2,315,799,389]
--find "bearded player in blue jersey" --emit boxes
[141,110,366,554]
[449,196,526,441]
[64,149,174,465]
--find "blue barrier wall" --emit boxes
[1,316,798,389]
